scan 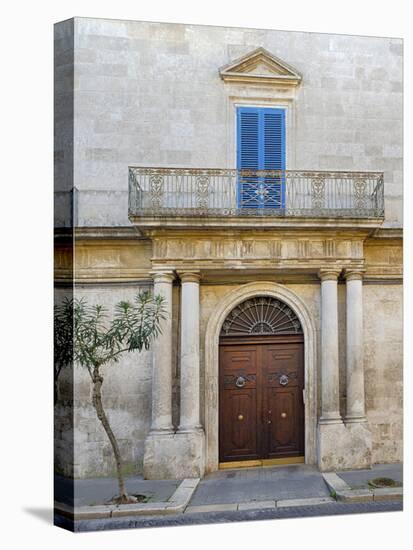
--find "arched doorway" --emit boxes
[219,296,304,466]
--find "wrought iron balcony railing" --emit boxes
[128,167,384,219]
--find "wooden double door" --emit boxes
[219,336,304,463]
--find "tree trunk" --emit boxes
[91,366,131,503]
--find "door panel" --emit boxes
[267,388,301,455]
[219,346,260,461]
[219,339,304,463]
[263,343,304,458]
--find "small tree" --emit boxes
[54,291,166,504]
[54,297,74,406]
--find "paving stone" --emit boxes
[180,478,201,489]
[238,500,276,510]
[373,487,403,501]
[185,503,238,513]
[322,472,351,492]
[74,505,114,519]
[111,503,169,517]
[167,487,193,503]
[277,497,335,508]
[336,489,373,502]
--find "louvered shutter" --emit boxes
[237,107,285,209]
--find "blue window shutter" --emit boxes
[237,108,259,170]
[237,106,285,208]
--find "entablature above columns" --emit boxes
[149,230,368,275]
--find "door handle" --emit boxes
[281,412,287,418]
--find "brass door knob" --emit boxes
[281,412,287,418]
[238,414,244,421]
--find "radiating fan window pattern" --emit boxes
[220,297,302,336]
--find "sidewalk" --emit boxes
[55,474,180,506]
[186,463,331,512]
[323,462,403,503]
[337,462,402,490]
[54,462,403,520]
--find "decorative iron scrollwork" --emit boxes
[128,167,384,219]
[311,176,325,209]
[353,178,367,209]
[149,175,164,208]
[196,175,210,210]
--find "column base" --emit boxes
[319,414,342,425]
[317,420,372,472]
[344,415,367,424]
[143,430,205,480]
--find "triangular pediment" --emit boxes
[219,47,302,87]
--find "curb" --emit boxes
[55,478,200,520]
[185,496,335,514]
[322,473,403,503]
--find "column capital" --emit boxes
[177,271,201,284]
[318,268,342,282]
[150,270,175,284]
[344,268,365,282]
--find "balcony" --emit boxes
[128,167,384,230]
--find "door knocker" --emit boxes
[279,374,289,386]
[235,376,247,388]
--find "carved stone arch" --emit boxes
[204,282,317,473]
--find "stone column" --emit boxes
[143,270,176,479]
[149,271,175,433]
[317,267,372,471]
[178,272,202,432]
[318,268,342,424]
[344,269,366,423]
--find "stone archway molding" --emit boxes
[204,281,317,473]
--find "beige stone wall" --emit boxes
[55,235,402,477]
[56,284,153,477]
[364,284,403,463]
[53,17,403,228]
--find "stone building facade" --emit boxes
[54,17,403,480]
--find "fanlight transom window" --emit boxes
[220,296,302,336]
